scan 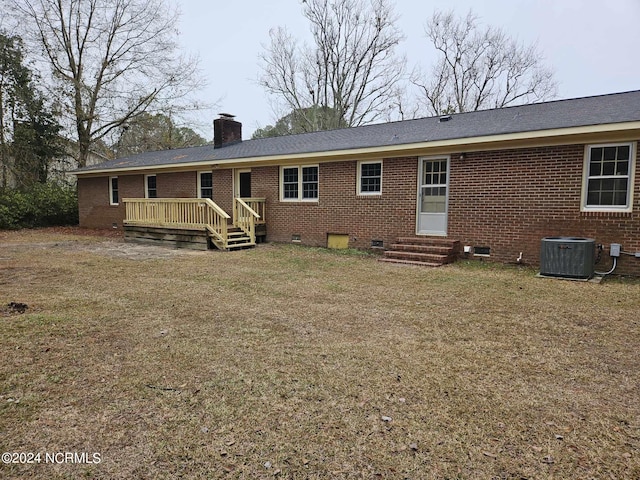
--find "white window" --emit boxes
[198,171,213,199]
[109,176,119,205]
[280,165,319,201]
[582,143,635,212]
[357,160,382,195]
[145,174,157,199]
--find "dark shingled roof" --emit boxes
[76,90,640,173]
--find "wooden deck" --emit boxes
[123,198,265,250]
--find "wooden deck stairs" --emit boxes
[223,226,255,250]
[123,197,265,251]
[380,237,460,267]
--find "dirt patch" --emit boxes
[0,225,122,241]
[0,302,29,317]
[35,225,124,239]
[70,240,208,260]
[0,227,208,261]
[0,241,204,260]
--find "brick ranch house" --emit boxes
[74,90,640,275]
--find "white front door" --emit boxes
[417,157,449,235]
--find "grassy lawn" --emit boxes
[0,229,638,479]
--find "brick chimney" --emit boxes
[214,113,242,147]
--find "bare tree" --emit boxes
[259,0,406,131]
[414,10,557,115]
[7,0,202,167]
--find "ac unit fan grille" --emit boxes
[540,237,595,279]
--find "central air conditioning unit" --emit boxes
[540,237,595,279]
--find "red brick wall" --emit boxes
[213,169,233,214]
[251,159,418,249]
[79,171,197,228]
[448,143,640,275]
[77,141,640,275]
[78,174,143,228]
[158,171,196,197]
[251,144,639,275]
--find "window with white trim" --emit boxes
[145,174,157,199]
[582,143,635,211]
[109,176,119,205]
[357,160,382,195]
[280,165,319,201]
[198,171,213,199]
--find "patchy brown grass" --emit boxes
[0,229,638,479]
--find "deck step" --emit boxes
[381,237,460,267]
[227,237,252,244]
[226,241,256,250]
[209,226,256,250]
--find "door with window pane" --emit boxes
[417,158,448,235]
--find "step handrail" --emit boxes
[203,198,230,248]
[238,197,266,225]
[233,197,260,244]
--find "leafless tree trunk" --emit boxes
[259,0,406,131]
[0,73,7,189]
[414,10,557,116]
[7,0,202,167]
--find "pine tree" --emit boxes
[0,32,62,189]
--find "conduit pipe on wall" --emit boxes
[595,257,618,276]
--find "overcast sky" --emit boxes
[178,0,640,139]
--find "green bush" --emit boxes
[0,183,78,229]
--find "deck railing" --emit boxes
[123,198,230,248]
[233,198,261,244]
[240,198,266,225]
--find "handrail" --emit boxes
[123,198,230,248]
[238,197,266,225]
[233,197,260,244]
[235,198,260,218]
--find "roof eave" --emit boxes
[73,121,640,176]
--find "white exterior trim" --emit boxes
[197,170,213,199]
[144,174,157,199]
[74,121,640,177]
[234,168,251,198]
[279,165,320,202]
[416,155,450,236]
[581,142,636,213]
[109,176,119,206]
[356,160,383,196]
